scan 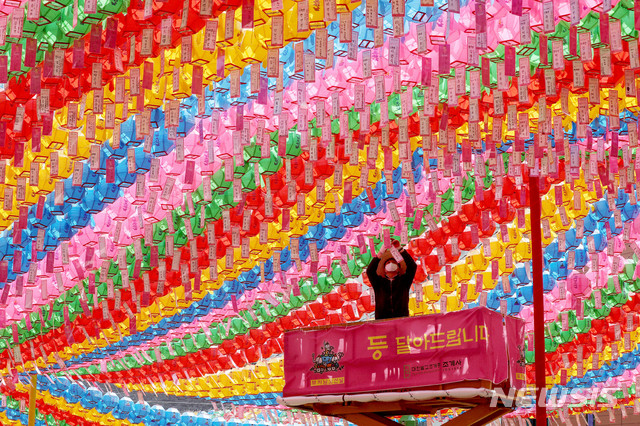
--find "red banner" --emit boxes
[283,307,526,397]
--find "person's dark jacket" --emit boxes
[366,250,417,320]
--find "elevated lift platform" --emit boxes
[279,307,524,426]
[279,380,515,426]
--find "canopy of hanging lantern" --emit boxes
[0,0,640,424]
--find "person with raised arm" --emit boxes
[365,239,417,320]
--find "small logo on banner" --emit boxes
[310,341,344,374]
[517,343,526,368]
